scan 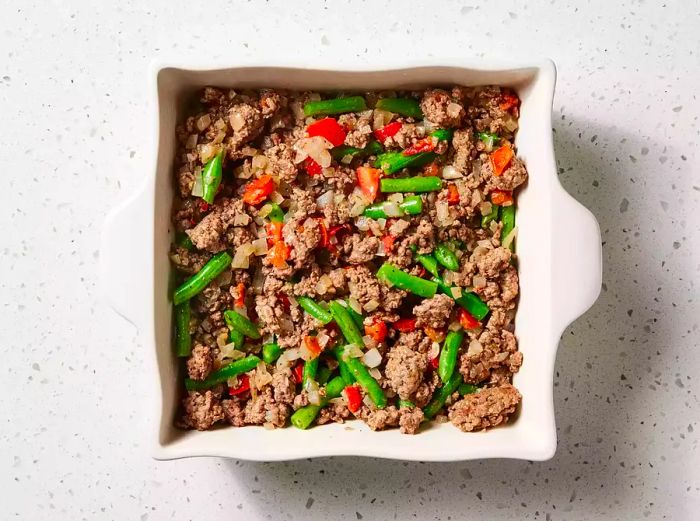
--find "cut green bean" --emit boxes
[201,151,223,205]
[185,355,261,391]
[334,347,357,386]
[262,342,282,364]
[432,277,490,321]
[332,140,383,161]
[481,204,500,228]
[429,128,453,141]
[173,251,232,305]
[228,329,245,350]
[458,383,479,396]
[297,296,333,324]
[344,356,387,408]
[500,204,516,251]
[380,176,443,193]
[376,263,438,298]
[175,232,194,251]
[438,330,464,383]
[174,302,192,357]
[303,96,366,117]
[329,301,365,347]
[291,376,346,429]
[317,366,332,385]
[397,398,416,409]
[477,131,500,151]
[374,151,437,174]
[434,243,459,271]
[375,97,423,119]
[223,309,261,339]
[415,253,440,278]
[345,303,365,331]
[362,195,423,219]
[302,358,319,389]
[423,371,463,419]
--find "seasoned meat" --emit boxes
[420,89,464,128]
[385,344,428,399]
[413,294,454,329]
[448,384,521,432]
[186,343,213,381]
[182,390,224,431]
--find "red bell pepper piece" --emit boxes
[490,189,513,206]
[429,356,440,370]
[198,201,210,213]
[381,234,396,254]
[303,156,323,176]
[364,319,388,343]
[234,282,246,309]
[447,184,460,205]
[229,374,250,396]
[329,223,352,239]
[403,136,436,156]
[243,175,275,205]
[303,335,322,359]
[307,117,347,147]
[266,221,283,247]
[499,91,520,112]
[277,292,291,312]
[394,317,417,332]
[374,121,402,142]
[343,385,362,413]
[316,218,329,248]
[458,309,481,330]
[356,166,381,202]
[292,361,304,384]
[424,326,446,343]
[490,145,513,176]
[268,240,290,268]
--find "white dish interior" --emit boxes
[100,60,602,461]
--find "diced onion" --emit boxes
[382,202,403,218]
[363,299,379,312]
[387,193,404,203]
[196,114,211,131]
[349,200,367,217]
[468,339,483,356]
[442,165,462,179]
[368,367,382,380]
[473,274,487,288]
[479,202,493,216]
[447,102,463,117]
[271,191,284,204]
[315,275,333,295]
[252,154,268,172]
[307,379,321,405]
[317,332,330,348]
[348,297,362,315]
[362,348,382,368]
[452,287,463,298]
[185,134,198,149]
[355,216,370,231]
[436,200,450,226]
[428,342,440,359]
[252,238,269,256]
[502,226,518,249]
[276,348,301,369]
[231,243,255,269]
[316,190,335,208]
[448,320,461,332]
[344,344,364,359]
[199,143,219,163]
[191,172,203,197]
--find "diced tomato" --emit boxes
[499,91,520,112]
[381,234,396,254]
[307,117,347,147]
[423,162,439,177]
[303,335,322,359]
[277,292,291,312]
[424,326,446,343]
[199,201,210,212]
[429,356,440,370]
[490,189,513,206]
[374,121,402,142]
[229,374,250,396]
[458,309,481,330]
[268,240,290,268]
[403,136,436,156]
[365,319,388,343]
[292,361,304,384]
[356,167,381,202]
[243,175,275,205]
[416,266,426,278]
[394,317,417,332]
[303,156,323,176]
[234,282,246,309]
[316,218,329,248]
[490,145,513,176]
[447,184,460,205]
[266,221,283,247]
[329,223,352,239]
[343,385,362,413]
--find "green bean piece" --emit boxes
[303,96,366,117]
[432,277,490,321]
[229,329,245,350]
[334,346,357,385]
[374,151,437,174]
[380,176,443,193]
[415,253,440,278]
[184,355,261,391]
[345,303,365,331]
[500,204,516,251]
[302,358,319,389]
[329,301,365,347]
[364,140,384,156]
[376,263,438,298]
[297,296,333,324]
[267,202,284,223]
[375,97,423,119]
[175,232,194,251]
[174,302,192,357]
[317,366,332,385]
[434,243,460,271]
[429,128,453,141]
[397,398,416,409]
[458,383,479,396]
[262,342,282,364]
[201,151,223,205]
[290,376,346,429]
[423,371,463,419]
[438,330,464,383]
[223,309,261,340]
[344,356,387,409]
[362,195,423,219]
[332,140,384,161]
[481,204,500,228]
[173,251,232,305]
[477,131,500,152]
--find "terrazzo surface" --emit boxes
[1,1,698,519]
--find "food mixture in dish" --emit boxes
[170,85,527,434]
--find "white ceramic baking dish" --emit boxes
[100,59,601,461]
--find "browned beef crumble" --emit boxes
[174,86,526,433]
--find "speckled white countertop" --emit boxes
[1,1,698,519]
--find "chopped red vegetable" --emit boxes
[228,374,250,396]
[234,282,246,309]
[356,166,381,202]
[403,136,436,156]
[329,223,352,239]
[381,234,396,254]
[447,184,460,205]
[277,292,291,312]
[304,335,322,359]
[490,189,513,206]
[429,356,440,370]
[415,266,427,278]
[394,317,417,332]
[343,385,362,413]
[292,361,304,384]
[424,326,446,343]
[499,91,519,112]
[307,117,347,147]
[268,240,290,268]
[303,156,323,176]
[198,201,210,213]
[490,145,513,176]
[243,175,275,205]
[374,121,402,142]
[365,319,388,343]
[458,308,481,330]
[316,217,329,248]
[423,162,439,177]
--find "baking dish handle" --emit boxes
[551,190,602,335]
[99,185,150,329]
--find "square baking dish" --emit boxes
[100,59,601,461]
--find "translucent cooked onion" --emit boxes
[315,274,333,295]
[252,238,268,256]
[363,299,379,312]
[387,193,404,203]
[443,270,455,285]
[344,344,364,359]
[196,114,211,131]
[436,200,451,226]
[479,201,493,216]
[276,348,301,369]
[502,226,518,249]
[362,348,382,368]
[383,202,403,218]
[214,118,227,131]
[185,134,198,149]
[350,200,367,217]
[191,172,203,197]
[376,240,386,257]
[252,268,264,293]
[317,332,330,348]
[254,363,273,389]
[307,381,321,405]
[271,191,284,204]
[503,114,519,132]
[355,216,370,231]
[472,274,487,288]
[348,297,362,315]
[230,111,246,131]
[368,367,382,380]
[447,102,463,118]
[442,165,462,179]
[452,287,463,299]
[199,143,219,163]
[373,109,394,130]
[428,342,440,359]
[231,243,255,269]
[316,190,335,208]
[296,136,333,167]
[252,154,268,171]
[258,204,272,219]
[448,320,462,332]
[468,339,483,356]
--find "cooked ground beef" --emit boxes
[173,86,526,434]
